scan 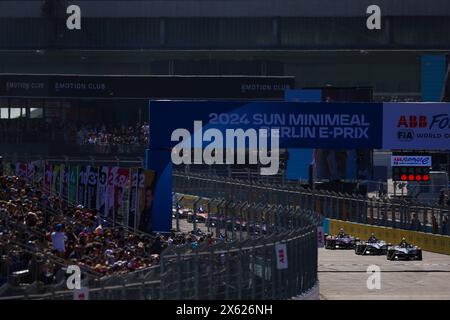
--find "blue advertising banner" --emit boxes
[150,101,383,149]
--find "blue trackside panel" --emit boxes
[145,149,172,233]
[421,55,446,102]
[284,89,322,102]
[323,218,329,234]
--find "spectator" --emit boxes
[439,191,446,206]
[26,211,38,227]
[151,235,163,255]
[0,119,149,149]
[378,184,385,198]
[410,213,422,231]
[431,213,438,234]
[442,215,449,236]
[51,224,67,255]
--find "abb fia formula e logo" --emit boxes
[396,114,450,141]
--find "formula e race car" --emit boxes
[386,244,423,261]
[324,234,359,250]
[355,240,390,255]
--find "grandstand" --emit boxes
[0,168,319,299]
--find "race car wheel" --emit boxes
[355,244,364,255]
[416,251,423,261]
[325,240,335,250]
[386,250,395,260]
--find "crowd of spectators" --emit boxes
[0,119,149,149]
[0,175,220,288]
[439,191,450,207]
[408,211,449,235]
[75,122,149,153]
[76,122,149,146]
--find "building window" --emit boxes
[30,108,44,118]
[9,108,23,119]
[0,108,8,119]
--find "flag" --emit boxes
[86,166,98,209]
[96,166,109,217]
[114,168,129,225]
[68,166,79,204]
[61,165,69,200]
[78,166,87,206]
[128,168,142,229]
[26,162,37,183]
[137,170,156,233]
[15,163,27,179]
[53,164,60,195]
[44,164,53,195]
[106,167,116,222]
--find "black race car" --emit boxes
[324,233,359,250]
[355,240,390,255]
[386,244,423,261]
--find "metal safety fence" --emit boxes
[173,172,450,236]
[159,226,317,300]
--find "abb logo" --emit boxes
[397,114,450,129]
[397,115,427,128]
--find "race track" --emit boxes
[175,217,450,300]
[319,248,450,300]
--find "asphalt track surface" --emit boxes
[319,248,450,300]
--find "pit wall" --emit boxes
[327,219,450,255]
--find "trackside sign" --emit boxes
[383,103,450,150]
[275,243,288,270]
[391,156,432,167]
